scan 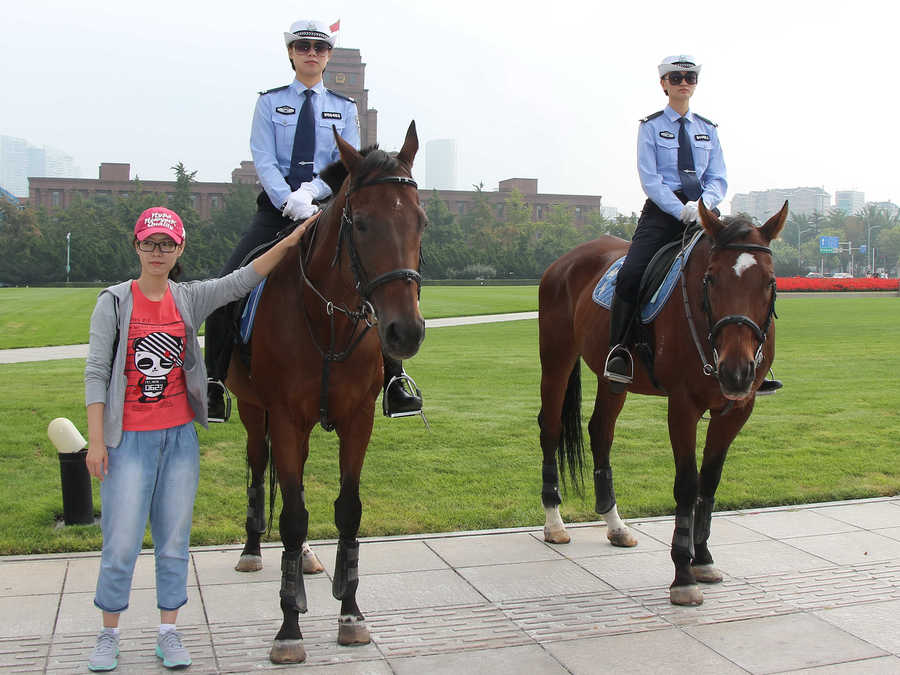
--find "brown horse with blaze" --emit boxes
[537,200,787,606]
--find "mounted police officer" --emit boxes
[604,54,781,395]
[205,19,424,421]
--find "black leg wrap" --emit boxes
[279,551,308,613]
[593,466,616,514]
[246,484,266,534]
[671,506,695,559]
[694,495,715,548]
[541,462,562,507]
[332,539,360,601]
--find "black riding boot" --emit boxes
[603,295,637,393]
[382,354,423,417]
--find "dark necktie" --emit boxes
[677,117,702,201]
[287,89,315,190]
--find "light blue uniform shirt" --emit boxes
[637,105,727,220]
[250,79,361,208]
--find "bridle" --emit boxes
[296,173,422,430]
[680,237,777,380]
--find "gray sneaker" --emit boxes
[88,630,119,672]
[155,630,191,669]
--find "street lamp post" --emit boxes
[867,225,882,275]
[65,232,71,283]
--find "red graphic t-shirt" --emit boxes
[122,281,195,431]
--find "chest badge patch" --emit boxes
[659,130,675,139]
[694,134,711,142]
[275,106,296,115]
[322,111,342,119]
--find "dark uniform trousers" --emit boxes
[615,192,718,305]
[205,191,289,381]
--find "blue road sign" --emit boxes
[819,236,839,253]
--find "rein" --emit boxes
[679,234,776,382]
[297,174,422,431]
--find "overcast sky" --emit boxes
[4,0,897,215]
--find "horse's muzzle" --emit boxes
[717,360,756,400]
[379,316,425,360]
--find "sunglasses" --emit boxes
[291,40,331,55]
[138,239,178,253]
[666,72,698,85]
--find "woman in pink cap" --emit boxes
[83,206,315,671]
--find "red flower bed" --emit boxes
[776,277,899,292]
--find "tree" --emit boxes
[421,190,465,278]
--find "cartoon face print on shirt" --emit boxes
[132,332,185,403]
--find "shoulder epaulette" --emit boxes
[326,88,356,103]
[640,110,664,123]
[258,85,289,96]
[694,113,718,127]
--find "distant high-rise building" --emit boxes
[425,139,458,190]
[0,135,80,197]
[834,190,865,215]
[730,187,830,221]
[323,47,377,148]
[866,200,899,217]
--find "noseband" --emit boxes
[681,239,777,380]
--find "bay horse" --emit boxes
[225,122,426,662]
[538,201,787,606]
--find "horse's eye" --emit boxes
[704,273,715,286]
[354,217,368,233]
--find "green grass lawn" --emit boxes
[0,285,538,349]
[0,293,897,554]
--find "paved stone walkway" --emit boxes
[2,497,899,673]
[0,312,539,364]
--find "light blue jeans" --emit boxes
[94,422,199,613]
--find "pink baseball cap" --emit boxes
[134,207,185,244]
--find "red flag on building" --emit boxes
[330,19,340,33]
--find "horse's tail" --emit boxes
[558,357,585,494]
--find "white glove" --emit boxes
[680,200,699,224]
[282,183,318,221]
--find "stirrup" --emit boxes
[207,378,232,423]
[756,379,783,396]
[383,373,429,429]
[603,345,634,385]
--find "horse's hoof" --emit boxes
[607,527,638,548]
[543,526,571,544]
[269,639,306,664]
[337,617,371,646]
[691,563,723,584]
[670,584,704,606]
[302,549,325,574]
[234,554,262,572]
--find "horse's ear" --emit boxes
[759,201,789,243]
[698,199,724,239]
[396,120,419,168]
[333,126,363,174]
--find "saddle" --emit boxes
[592,226,704,323]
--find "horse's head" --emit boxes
[697,200,787,400]
[333,121,426,360]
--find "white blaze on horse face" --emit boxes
[732,252,757,278]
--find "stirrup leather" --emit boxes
[383,373,429,429]
[603,345,634,384]
[207,378,232,422]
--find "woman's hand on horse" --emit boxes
[85,442,109,482]
[252,212,320,276]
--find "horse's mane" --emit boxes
[318,145,402,194]
[713,215,756,248]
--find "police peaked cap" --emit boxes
[658,55,702,77]
[284,19,336,47]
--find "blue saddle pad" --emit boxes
[239,278,267,344]
[592,230,703,324]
